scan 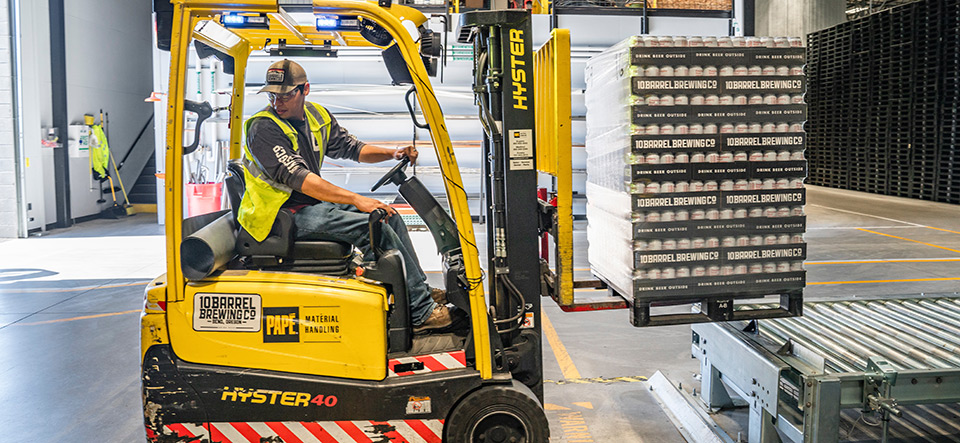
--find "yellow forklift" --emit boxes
[143,1,549,441]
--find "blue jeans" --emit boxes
[293,202,436,325]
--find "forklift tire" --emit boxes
[445,381,549,443]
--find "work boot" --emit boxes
[430,287,447,304]
[413,304,453,333]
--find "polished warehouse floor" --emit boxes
[0,185,958,442]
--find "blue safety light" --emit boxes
[220,13,269,28]
[316,15,339,30]
[221,13,246,26]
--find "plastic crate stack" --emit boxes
[942,0,960,203]
[584,35,808,325]
[806,0,960,204]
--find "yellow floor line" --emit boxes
[857,228,960,254]
[809,277,960,286]
[806,258,960,265]
[544,403,571,411]
[927,226,960,235]
[541,308,581,380]
[16,309,141,326]
[0,281,149,294]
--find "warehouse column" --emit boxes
[49,0,70,228]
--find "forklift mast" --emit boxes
[458,10,544,401]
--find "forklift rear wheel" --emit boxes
[445,382,548,443]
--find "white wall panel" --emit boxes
[61,0,154,219]
[0,0,14,237]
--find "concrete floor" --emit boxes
[0,185,958,442]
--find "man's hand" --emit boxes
[353,195,397,217]
[394,145,419,164]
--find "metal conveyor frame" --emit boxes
[692,297,960,443]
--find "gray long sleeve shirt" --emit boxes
[246,109,365,207]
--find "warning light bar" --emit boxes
[220,13,270,29]
[315,15,361,31]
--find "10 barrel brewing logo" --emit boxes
[193,293,261,332]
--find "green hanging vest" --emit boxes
[238,102,332,241]
[90,124,110,179]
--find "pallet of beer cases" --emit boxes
[584,35,807,326]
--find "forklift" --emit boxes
[143,1,549,441]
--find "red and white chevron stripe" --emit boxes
[388,350,467,377]
[154,420,444,443]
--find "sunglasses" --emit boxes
[267,85,302,103]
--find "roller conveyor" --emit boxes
[692,296,960,443]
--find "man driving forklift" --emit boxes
[241,59,452,332]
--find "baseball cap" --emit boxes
[258,59,308,94]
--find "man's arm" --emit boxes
[323,113,419,164]
[357,144,419,164]
[247,117,396,216]
[299,173,397,216]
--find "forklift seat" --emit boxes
[225,161,353,274]
[226,160,413,352]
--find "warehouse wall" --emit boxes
[0,0,154,237]
[755,0,845,41]
[20,0,51,232]
[0,0,14,238]
[62,0,154,220]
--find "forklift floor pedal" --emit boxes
[407,331,468,355]
[413,312,470,336]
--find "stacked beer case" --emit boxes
[585,36,808,326]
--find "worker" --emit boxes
[240,59,452,333]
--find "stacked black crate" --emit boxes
[913,0,942,201]
[885,4,916,198]
[941,0,960,203]
[834,22,855,191]
[862,11,890,195]
[809,22,855,190]
[808,0,960,204]
[804,32,823,185]
[847,19,870,193]
[584,36,807,326]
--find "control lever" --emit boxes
[183,99,213,155]
[368,208,388,260]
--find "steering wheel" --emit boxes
[371,156,411,192]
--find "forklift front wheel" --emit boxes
[445,382,549,443]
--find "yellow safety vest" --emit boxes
[239,102,332,241]
[90,124,110,179]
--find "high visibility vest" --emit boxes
[90,124,109,179]
[239,102,333,241]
